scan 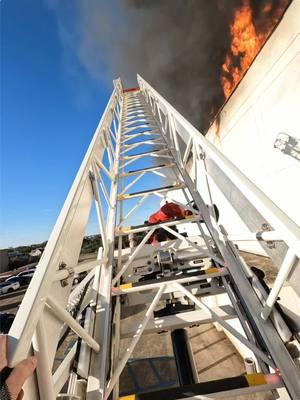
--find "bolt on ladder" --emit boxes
[7,76,300,400]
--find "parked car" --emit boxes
[0,281,20,294]
[19,273,34,281]
[5,275,31,286]
[0,312,15,333]
[17,268,36,277]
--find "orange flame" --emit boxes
[221,0,289,100]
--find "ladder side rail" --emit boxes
[87,87,125,399]
[199,154,297,331]
[201,156,292,278]
[138,77,300,398]
[220,236,292,343]
[171,136,300,398]
[8,80,123,397]
[137,74,300,259]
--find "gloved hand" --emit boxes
[0,335,37,400]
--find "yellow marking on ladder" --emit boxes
[119,395,136,400]
[205,267,219,274]
[184,215,194,219]
[119,194,130,199]
[245,373,267,386]
[119,283,133,290]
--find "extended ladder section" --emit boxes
[7,77,300,400]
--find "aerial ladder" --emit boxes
[6,75,300,399]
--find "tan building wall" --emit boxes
[0,250,9,274]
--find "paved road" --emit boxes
[0,287,27,312]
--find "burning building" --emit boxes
[220,0,291,101]
[204,0,299,254]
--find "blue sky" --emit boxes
[0,1,117,248]
[0,0,165,249]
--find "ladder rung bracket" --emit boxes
[118,183,185,200]
[53,258,103,282]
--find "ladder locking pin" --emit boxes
[261,223,276,249]
[58,262,74,287]
[89,171,95,180]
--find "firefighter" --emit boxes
[146,201,219,245]
[148,202,193,224]
[146,202,193,245]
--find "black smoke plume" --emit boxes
[110,0,242,131]
[49,0,289,131]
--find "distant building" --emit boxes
[29,248,43,257]
[8,250,23,258]
[0,250,9,274]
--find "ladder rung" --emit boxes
[122,138,162,148]
[120,305,236,338]
[121,163,175,176]
[118,215,200,235]
[122,124,157,135]
[112,267,227,295]
[122,131,160,142]
[122,148,167,159]
[118,183,185,200]
[124,118,155,128]
[119,373,283,400]
[126,104,143,111]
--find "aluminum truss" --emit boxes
[7,77,300,400]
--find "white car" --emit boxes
[17,269,35,277]
[0,281,20,295]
